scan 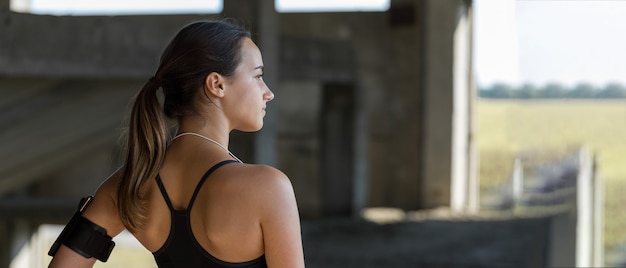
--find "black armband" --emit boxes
[48,196,115,262]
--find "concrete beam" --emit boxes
[0,13,209,77]
[0,131,118,196]
[0,79,135,195]
[0,197,75,220]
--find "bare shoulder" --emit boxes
[241,164,289,182]
[233,165,304,267]
[228,164,292,192]
[81,168,126,236]
[222,164,296,211]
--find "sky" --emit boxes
[475,0,626,87]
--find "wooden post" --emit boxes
[592,156,604,267]
[576,148,592,266]
[511,158,523,203]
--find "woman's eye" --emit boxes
[257,74,264,79]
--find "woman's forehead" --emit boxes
[239,38,263,66]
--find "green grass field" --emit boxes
[477,99,626,254]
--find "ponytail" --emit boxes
[115,20,251,232]
[117,77,168,233]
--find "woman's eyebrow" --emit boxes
[254,65,264,71]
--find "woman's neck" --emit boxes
[177,114,231,147]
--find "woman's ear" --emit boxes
[204,72,225,98]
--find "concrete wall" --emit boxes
[0,0,542,267]
[277,80,323,218]
[274,0,474,216]
[0,0,477,222]
[0,13,193,77]
[0,78,138,196]
[0,0,471,221]
[0,0,478,223]
[278,2,426,215]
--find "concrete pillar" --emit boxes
[10,219,32,267]
[221,0,278,166]
[451,1,474,212]
[320,84,355,217]
[420,0,473,209]
[255,0,279,166]
[0,219,35,268]
[222,0,258,28]
[466,3,480,213]
[352,83,368,217]
[0,220,9,268]
[0,0,9,69]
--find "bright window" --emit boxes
[276,0,389,12]
[12,0,222,15]
[12,0,390,15]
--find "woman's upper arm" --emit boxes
[48,169,126,268]
[258,168,305,268]
[81,169,126,235]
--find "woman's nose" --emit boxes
[265,87,275,101]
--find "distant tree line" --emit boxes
[479,82,626,99]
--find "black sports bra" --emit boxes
[152,160,267,268]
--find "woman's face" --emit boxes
[222,38,274,132]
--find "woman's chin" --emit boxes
[235,122,263,133]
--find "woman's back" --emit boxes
[135,138,266,266]
[47,20,304,268]
[55,134,303,268]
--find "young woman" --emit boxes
[48,20,305,268]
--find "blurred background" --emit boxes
[0,0,624,267]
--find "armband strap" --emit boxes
[48,196,115,262]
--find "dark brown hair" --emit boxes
[118,19,250,232]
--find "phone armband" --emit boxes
[48,196,115,262]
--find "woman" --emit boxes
[48,19,305,268]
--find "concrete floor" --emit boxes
[302,212,551,268]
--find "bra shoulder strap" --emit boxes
[187,160,239,210]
